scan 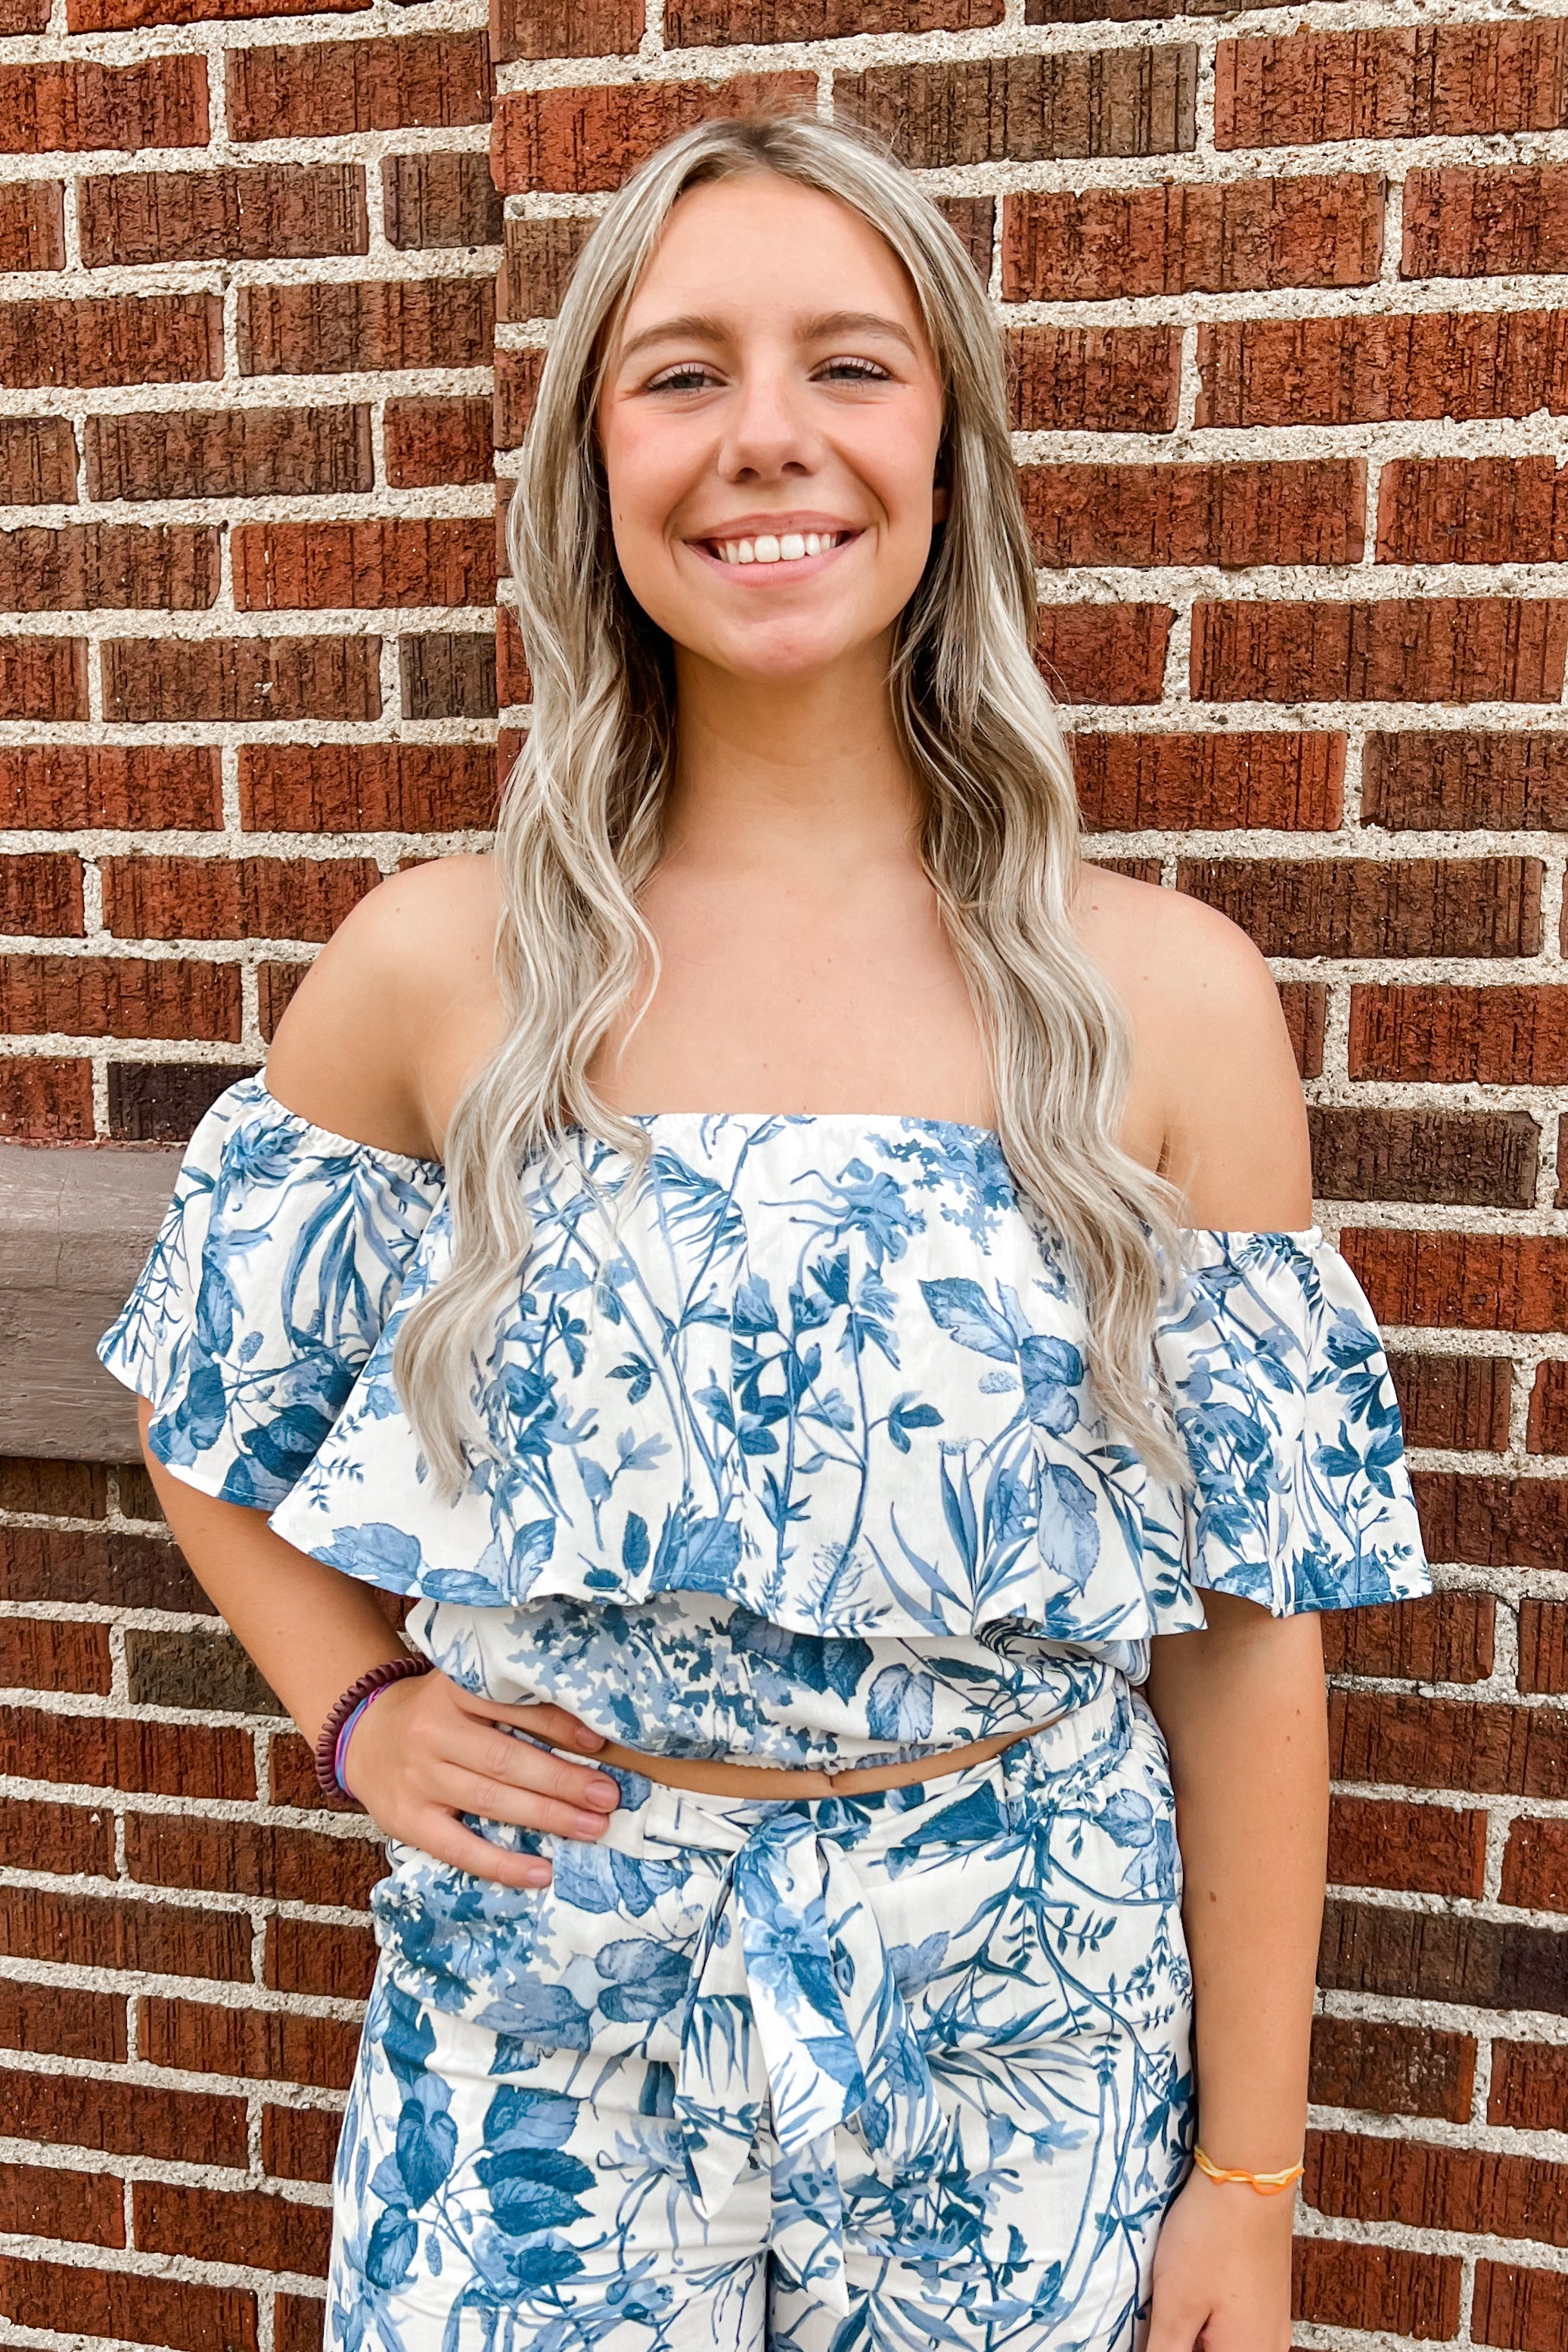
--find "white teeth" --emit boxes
[711,530,843,564]
[753,534,780,562]
[779,533,806,561]
[737,538,755,563]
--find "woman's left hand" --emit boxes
[1143,2167,1296,2350]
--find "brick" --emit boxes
[126,1624,281,1714]
[938,194,993,283]
[837,51,1198,166]
[1347,1230,1568,1337]
[1489,2042,1568,2132]
[1332,1688,1568,1799]
[0,635,85,719]
[85,405,372,503]
[1280,981,1325,1080]
[672,0,998,36]
[492,75,822,194]
[104,854,378,943]
[108,1061,256,1143]
[496,605,529,709]
[385,395,492,487]
[1178,858,1540,959]
[0,179,64,272]
[1021,460,1362,569]
[1501,1818,1568,1915]
[1519,1600,1568,1693]
[1218,26,1568,151]
[1036,607,1169,706]
[233,519,495,610]
[0,2158,123,2246]
[1363,733,1568,833]
[0,955,240,1041]
[0,1976,125,2061]
[0,0,46,25]
[1304,2127,1568,2248]
[0,1706,253,1800]
[0,1459,107,1516]
[1309,2015,1475,2124]
[0,415,76,503]
[1529,1366,1568,1458]
[0,522,220,611]
[1412,1473,1568,1567]
[0,56,208,154]
[382,150,501,250]
[0,1883,253,1982]
[0,1617,111,1695]
[141,1996,359,2089]
[1327,1794,1486,1898]
[1192,598,1568,705]
[1386,1351,1511,1453]
[104,635,381,724]
[70,0,368,24]
[0,1046,108,1131]
[0,745,222,829]
[400,631,497,719]
[1321,1589,1495,1684]
[498,216,592,322]
[116,1462,164,1522]
[1405,166,1568,283]
[264,2106,344,2185]
[1073,732,1343,831]
[240,742,495,833]
[1473,2260,1568,2352]
[1001,176,1383,300]
[135,2180,333,2276]
[0,1524,203,1610]
[1379,459,1568,567]
[258,960,309,1040]
[493,0,641,61]
[1290,2235,1461,2340]
[228,34,492,141]
[276,2298,326,2352]
[0,854,80,932]
[1318,1894,1568,2018]
[267,1915,377,1999]
[80,164,365,270]
[238,278,492,376]
[1352,986,1568,1086]
[126,1815,380,1907]
[0,1792,113,1875]
[1197,310,1568,430]
[495,347,544,446]
[1308,1107,1539,1208]
[0,2257,256,2352]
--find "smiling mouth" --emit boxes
[698,529,857,567]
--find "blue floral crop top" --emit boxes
[100,1077,1432,1769]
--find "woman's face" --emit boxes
[598,174,948,688]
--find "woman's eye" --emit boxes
[818,356,892,384]
[645,364,719,393]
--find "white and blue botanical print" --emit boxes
[332,1679,1194,2352]
[99,1078,1432,1664]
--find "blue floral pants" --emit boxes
[328,1679,1194,2352]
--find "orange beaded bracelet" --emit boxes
[1191,2146,1306,2195]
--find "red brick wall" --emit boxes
[3,4,1566,2349]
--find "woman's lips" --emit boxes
[688,527,862,578]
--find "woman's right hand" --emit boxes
[338,1671,620,1888]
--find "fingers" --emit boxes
[402,1807,554,1890]
[454,1719,622,1817]
[450,1688,605,1752]
[441,1760,620,1844]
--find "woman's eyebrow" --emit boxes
[617,312,731,362]
[800,310,918,353]
[616,308,919,364]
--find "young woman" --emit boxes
[101,115,1431,2352]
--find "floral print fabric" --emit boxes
[99,1078,1431,1658]
[333,1678,1193,2352]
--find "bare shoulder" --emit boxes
[1074,863,1312,1229]
[265,855,503,1157]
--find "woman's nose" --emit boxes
[718,367,820,480]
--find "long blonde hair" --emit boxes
[397,111,1186,1493]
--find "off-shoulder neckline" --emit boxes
[228,1075,1324,1245]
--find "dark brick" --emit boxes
[1009,325,1180,433]
[1308,1106,1539,1207]
[1309,2015,1476,2123]
[837,51,1199,165]
[1178,858,1540,959]
[103,635,381,724]
[126,1625,282,1715]
[383,150,501,249]
[79,163,365,268]
[0,292,220,387]
[108,1061,259,1142]
[399,632,496,719]
[1386,1351,1512,1453]
[1318,1895,1568,2017]
[85,406,372,503]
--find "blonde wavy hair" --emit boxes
[397,110,1187,1495]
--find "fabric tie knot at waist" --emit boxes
[655,1801,951,2314]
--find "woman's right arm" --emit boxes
[138,1401,622,1888]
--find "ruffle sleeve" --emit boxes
[1153,1227,1431,1617]
[98,1075,446,1512]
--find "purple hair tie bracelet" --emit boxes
[313,1655,433,1800]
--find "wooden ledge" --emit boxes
[0,1144,182,1462]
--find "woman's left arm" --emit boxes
[1141,1595,1329,2352]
